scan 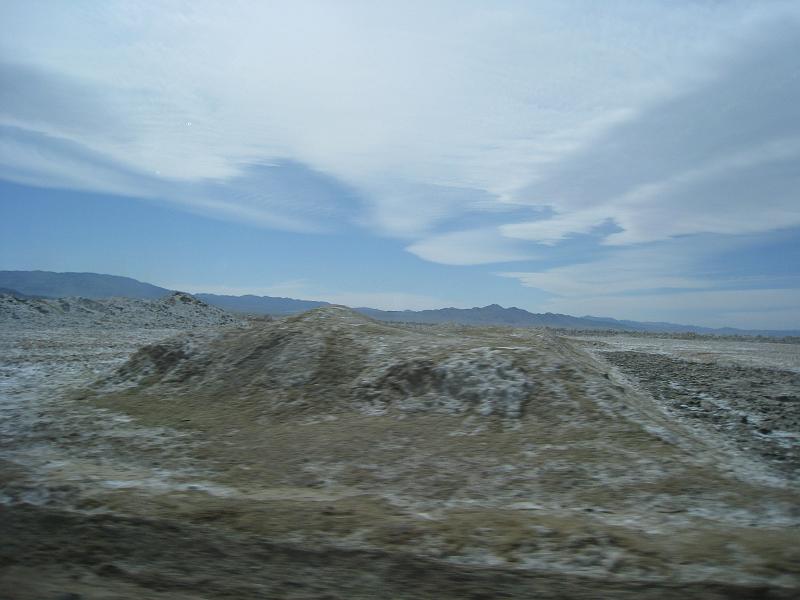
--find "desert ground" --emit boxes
[0,301,798,599]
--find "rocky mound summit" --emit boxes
[0,291,244,329]
[84,307,799,590]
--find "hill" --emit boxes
[82,306,799,590]
[0,291,244,329]
[0,287,31,298]
[0,270,171,299]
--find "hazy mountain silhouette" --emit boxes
[0,270,170,299]
[195,293,330,315]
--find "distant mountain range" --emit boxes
[0,270,168,300]
[355,305,637,330]
[1,270,797,337]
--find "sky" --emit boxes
[1,1,799,329]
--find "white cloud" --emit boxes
[498,238,724,295]
[604,138,800,245]
[506,20,800,246]
[502,270,707,298]
[407,228,536,266]
[498,235,800,328]
[500,210,611,246]
[3,1,794,239]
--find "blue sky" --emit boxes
[1,1,799,328]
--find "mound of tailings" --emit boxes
[97,306,635,428]
[83,306,799,591]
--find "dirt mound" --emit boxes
[75,307,800,590]
[98,306,627,426]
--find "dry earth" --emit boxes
[1,306,798,599]
[568,334,800,475]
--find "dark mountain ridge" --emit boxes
[356,304,638,330]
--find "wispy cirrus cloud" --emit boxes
[4,1,794,240]
[407,228,536,266]
[499,240,711,297]
[502,20,800,247]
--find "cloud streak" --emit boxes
[504,20,800,246]
[407,228,536,266]
[5,1,794,238]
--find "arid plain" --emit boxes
[1,296,798,599]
